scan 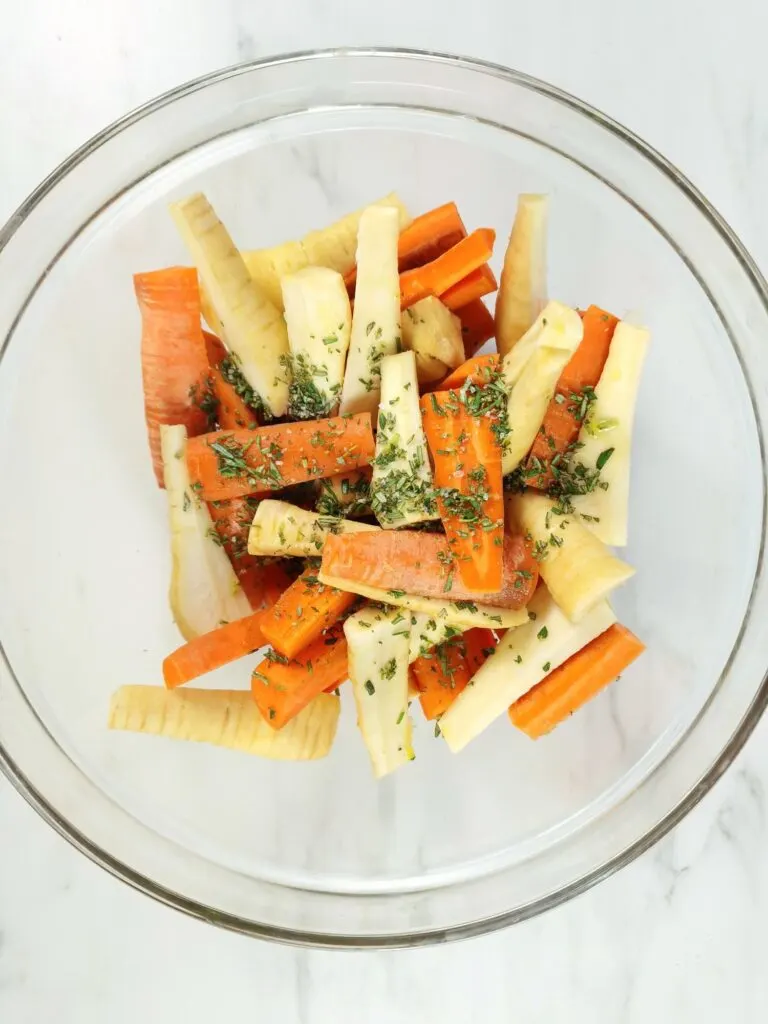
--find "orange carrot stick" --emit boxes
[420,387,505,592]
[251,623,348,728]
[133,267,211,485]
[397,202,468,273]
[321,530,537,608]
[203,331,260,431]
[400,229,496,310]
[525,305,618,489]
[345,202,468,294]
[412,628,496,720]
[456,299,497,357]
[186,414,375,502]
[163,612,267,689]
[440,265,498,310]
[259,565,357,659]
[509,624,645,738]
[437,354,500,391]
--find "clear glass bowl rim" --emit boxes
[1,46,767,948]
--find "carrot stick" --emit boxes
[440,265,498,311]
[321,530,537,609]
[186,414,375,502]
[420,387,505,592]
[163,611,267,689]
[508,623,645,738]
[525,305,618,489]
[456,299,497,357]
[400,229,496,310]
[345,202,467,293]
[437,354,500,391]
[397,202,467,272]
[133,267,211,485]
[203,330,260,431]
[412,628,496,720]
[252,623,348,729]
[259,565,357,659]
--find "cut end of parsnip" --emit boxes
[495,194,549,358]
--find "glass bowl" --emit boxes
[1,48,767,949]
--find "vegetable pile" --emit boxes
[110,190,649,776]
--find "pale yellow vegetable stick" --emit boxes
[501,302,583,475]
[507,491,635,622]
[237,193,411,311]
[370,350,439,527]
[495,194,549,357]
[168,193,290,417]
[161,424,251,641]
[345,607,414,778]
[572,321,650,545]
[318,569,529,630]
[339,206,402,416]
[248,499,378,558]
[109,687,340,760]
[281,266,352,418]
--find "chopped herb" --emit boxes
[596,447,615,471]
[396,710,406,725]
[380,658,397,680]
[281,352,332,419]
[264,649,290,665]
[542,662,551,672]
[364,679,376,695]
[537,626,549,640]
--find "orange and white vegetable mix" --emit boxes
[109,191,648,775]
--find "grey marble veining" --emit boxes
[3,1,768,1020]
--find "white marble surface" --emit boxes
[3,0,768,1020]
